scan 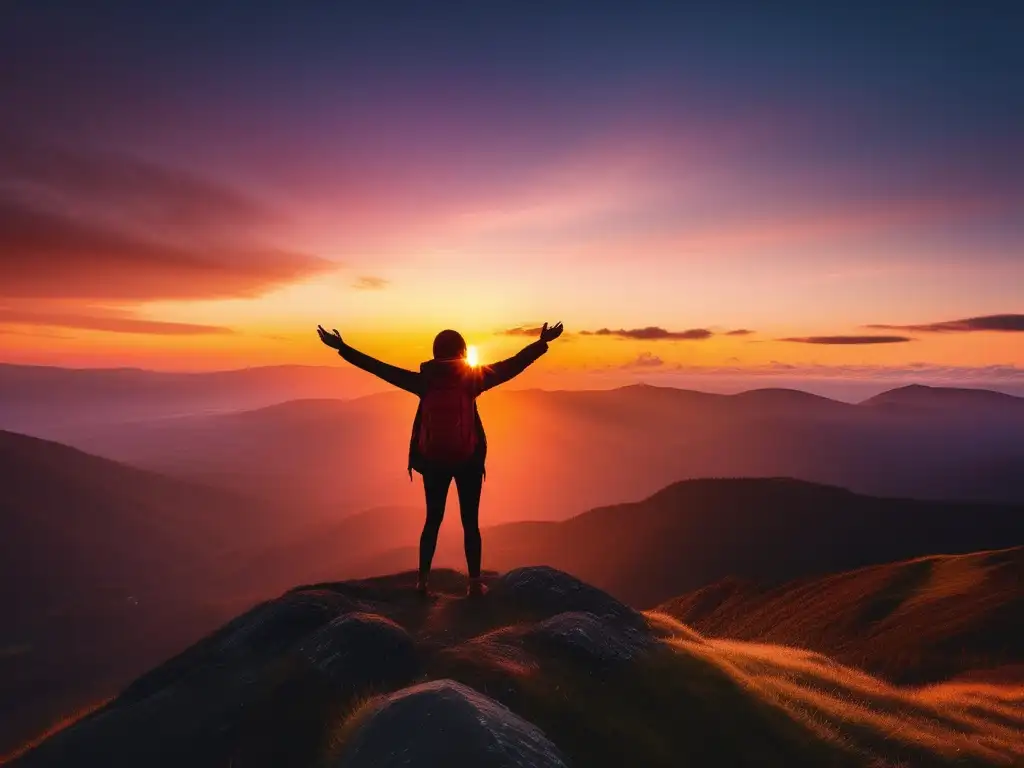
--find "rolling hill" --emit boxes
[252,477,1024,611]
[658,546,1024,685]
[0,430,301,756]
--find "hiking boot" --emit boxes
[416,578,431,598]
[466,578,488,598]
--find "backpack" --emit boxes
[417,381,478,464]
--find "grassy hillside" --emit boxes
[0,430,292,756]
[658,546,1024,685]
[8,568,1022,767]
[351,478,1024,608]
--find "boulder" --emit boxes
[111,589,355,709]
[489,566,649,633]
[521,611,654,667]
[336,679,569,768]
[297,612,418,694]
[213,588,356,657]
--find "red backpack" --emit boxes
[417,381,478,464]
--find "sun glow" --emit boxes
[467,345,479,367]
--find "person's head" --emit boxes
[432,329,467,360]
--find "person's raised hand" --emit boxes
[317,325,344,350]
[539,322,564,343]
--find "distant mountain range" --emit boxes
[0,363,386,433]
[22,379,1024,518]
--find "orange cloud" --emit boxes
[0,307,231,335]
[501,326,545,336]
[622,351,664,368]
[352,275,389,290]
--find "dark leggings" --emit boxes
[420,466,484,580]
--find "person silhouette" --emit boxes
[317,322,564,596]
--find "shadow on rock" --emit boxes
[119,588,359,706]
[488,566,650,633]
[334,679,570,768]
[297,612,419,695]
[520,610,655,669]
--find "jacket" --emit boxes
[336,338,549,476]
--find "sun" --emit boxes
[466,345,479,367]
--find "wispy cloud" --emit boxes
[580,326,713,340]
[352,275,389,290]
[0,307,232,335]
[867,314,1024,333]
[781,335,912,345]
[725,329,755,336]
[0,133,330,301]
[500,325,545,336]
[622,351,664,368]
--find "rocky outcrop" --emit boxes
[118,588,359,705]
[335,679,570,768]
[520,610,654,667]
[489,566,650,633]
[296,612,418,694]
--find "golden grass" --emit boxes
[659,547,1024,687]
[650,612,1024,766]
[320,691,386,765]
[899,553,997,610]
[643,609,707,643]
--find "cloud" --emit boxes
[0,307,232,335]
[352,275,389,290]
[580,326,713,340]
[781,335,912,345]
[501,325,545,336]
[0,132,275,232]
[737,362,1024,382]
[589,360,1024,383]
[725,329,755,336]
[623,351,664,368]
[0,134,331,300]
[867,314,1024,333]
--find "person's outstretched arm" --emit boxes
[480,322,563,393]
[317,325,421,395]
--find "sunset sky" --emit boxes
[1,2,1021,387]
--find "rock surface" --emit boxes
[335,679,570,768]
[521,610,654,666]
[297,612,418,693]
[489,566,650,633]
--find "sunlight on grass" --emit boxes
[698,637,1024,765]
[899,553,994,609]
[0,697,112,766]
